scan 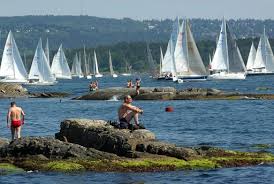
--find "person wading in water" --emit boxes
[7,101,25,140]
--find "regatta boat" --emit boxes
[121,61,132,76]
[44,38,50,65]
[109,51,118,78]
[83,46,92,79]
[159,17,179,80]
[249,28,274,75]
[157,47,165,79]
[0,31,28,83]
[51,44,72,79]
[93,50,103,78]
[174,20,207,81]
[28,38,57,85]
[146,43,157,78]
[71,53,84,78]
[208,19,246,80]
[246,42,257,74]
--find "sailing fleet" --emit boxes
[158,18,274,82]
[0,17,273,85]
[0,31,119,85]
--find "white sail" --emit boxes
[51,44,72,79]
[0,31,28,83]
[159,47,163,76]
[109,51,117,77]
[93,50,103,77]
[184,20,207,76]
[211,19,228,71]
[146,43,157,77]
[174,20,189,74]
[44,38,50,65]
[29,38,56,84]
[161,17,179,74]
[246,42,256,70]
[71,53,83,77]
[253,28,274,73]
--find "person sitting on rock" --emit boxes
[127,80,134,88]
[89,81,98,92]
[118,95,143,129]
[135,78,141,95]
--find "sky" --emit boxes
[0,0,274,20]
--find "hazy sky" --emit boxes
[1,0,273,20]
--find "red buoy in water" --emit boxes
[165,106,174,112]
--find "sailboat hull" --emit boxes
[95,74,103,78]
[177,75,208,81]
[0,77,28,84]
[112,74,118,78]
[26,81,58,86]
[208,72,246,80]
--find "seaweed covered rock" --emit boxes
[0,136,118,160]
[55,119,156,157]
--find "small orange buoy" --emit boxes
[165,106,174,112]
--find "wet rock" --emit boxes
[55,119,156,157]
[0,136,118,160]
[29,92,70,98]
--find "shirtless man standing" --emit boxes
[118,95,143,128]
[7,102,25,140]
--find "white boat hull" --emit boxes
[86,75,92,79]
[208,72,246,80]
[121,73,131,76]
[112,74,118,78]
[55,75,72,79]
[0,77,29,84]
[26,81,58,86]
[95,74,103,78]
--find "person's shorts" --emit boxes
[11,120,22,128]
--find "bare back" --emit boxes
[9,107,23,121]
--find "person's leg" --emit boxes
[10,127,15,140]
[125,111,135,123]
[133,113,140,125]
[17,126,21,139]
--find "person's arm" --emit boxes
[21,109,25,124]
[6,109,11,128]
[124,104,143,113]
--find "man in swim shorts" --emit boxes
[118,95,143,129]
[7,101,25,140]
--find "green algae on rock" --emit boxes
[0,163,24,175]
[43,161,85,172]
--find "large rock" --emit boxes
[0,136,118,160]
[0,83,28,98]
[55,119,156,156]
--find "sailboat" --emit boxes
[93,50,103,78]
[249,28,274,75]
[146,43,157,78]
[28,38,57,85]
[51,44,72,79]
[44,38,50,65]
[83,46,92,79]
[246,42,257,73]
[71,53,84,78]
[174,20,207,81]
[109,51,118,78]
[208,19,246,80]
[157,47,165,79]
[159,17,179,80]
[0,31,28,83]
[121,60,132,76]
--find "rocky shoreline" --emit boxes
[74,87,274,100]
[0,119,273,173]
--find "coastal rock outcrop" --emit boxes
[0,83,28,98]
[55,119,156,157]
[0,136,118,160]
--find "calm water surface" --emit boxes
[0,75,274,183]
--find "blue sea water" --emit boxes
[0,75,274,183]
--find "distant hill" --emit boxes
[0,15,274,50]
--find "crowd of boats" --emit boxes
[0,31,126,85]
[156,18,274,82]
[0,18,273,85]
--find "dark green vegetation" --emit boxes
[0,15,272,72]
